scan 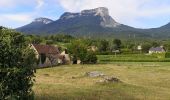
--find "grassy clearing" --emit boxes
[97,54,170,62]
[33,62,170,100]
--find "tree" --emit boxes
[113,39,121,50]
[84,52,97,64]
[142,43,152,53]
[98,40,109,52]
[67,40,97,64]
[152,42,159,47]
[0,28,36,99]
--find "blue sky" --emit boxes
[1,0,170,29]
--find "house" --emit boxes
[31,44,65,67]
[149,46,165,54]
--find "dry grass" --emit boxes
[33,62,170,100]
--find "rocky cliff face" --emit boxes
[60,7,120,28]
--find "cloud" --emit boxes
[0,14,33,22]
[36,0,45,9]
[0,13,34,28]
[58,0,170,28]
[0,0,15,7]
[0,0,46,28]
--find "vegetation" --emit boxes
[67,40,97,64]
[34,63,170,100]
[97,54,170,63]
[0,28,36,99]
[2,27,170,100]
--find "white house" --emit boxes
[149,47,165,54]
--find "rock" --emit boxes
[97,76,121,83]
[86,71,105,77]
[104,76,120,83]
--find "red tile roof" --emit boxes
[33,44,60,54]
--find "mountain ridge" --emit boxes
[16,7,170,39]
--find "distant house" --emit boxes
[149,46,165,54]
[31,44,65,67]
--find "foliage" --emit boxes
[152,41,159,47]
[67,40,97,64]
[97,54,170,62]
[0,28,36,99]
[113,39,122,50]
[83,52,97,64]
[165,52,170,58]
[152,53,165,58]
[142,43,152,53]
[98,40,109,52]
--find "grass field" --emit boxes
[97,54,170,62]
[33,62,170,100]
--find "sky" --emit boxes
[1,0,170,29]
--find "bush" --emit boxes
[67,40,97,64]
[165,52,170,58]
[0,28,36,99]
[83,52,97,64]
[152,53,165,58]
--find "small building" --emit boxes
[149,47,165,54]
[31,44,64,67]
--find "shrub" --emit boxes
[165,52,170,58]
[152,53,165,58]
[83,52,97,64]
[68,40,97,64]
[0,28,36,99]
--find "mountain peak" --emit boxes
[33,17,53,24]
[60,7,120,28]
[81,7,109,16]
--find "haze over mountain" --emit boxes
[16,7,170,39]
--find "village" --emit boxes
[30,41,168,68]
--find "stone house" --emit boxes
[31,44,65,67]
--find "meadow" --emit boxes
[33,62,170,100]
[97,54,170,62]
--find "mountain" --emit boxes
[16,17,53,34]
[16,7,170,39]
[141,23,170,38]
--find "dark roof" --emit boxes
[149,47,165,52]
[33,44,60,54]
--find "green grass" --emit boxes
[97,54,170,62]
[33,62,170,100]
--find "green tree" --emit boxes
[142,43,152,53]
[84,52,97,64]
[67,40,97,64]
[113,39,122,50]
[98,40,109,52]
[152,42,159,47]
[0,28,36,99]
